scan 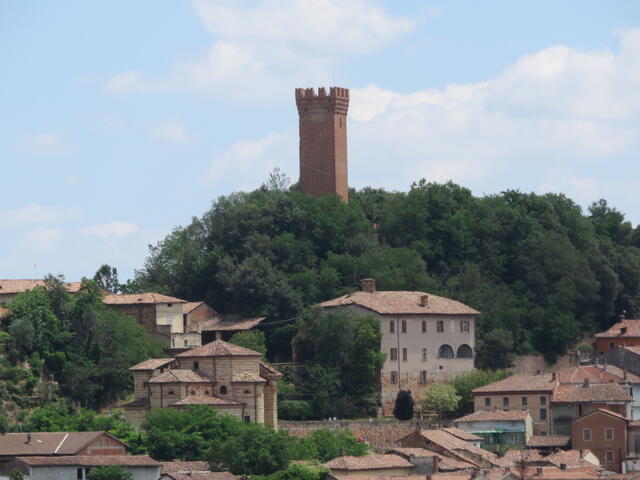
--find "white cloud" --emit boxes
[80,221,140,239]
[347,30,640,191]
[22,228,64,254]
[148,119,197,144]
[539,168,600,204]
[0,204,82,229]
[18,133,68,155]
[203,132,296,188]
[105,0,413,99]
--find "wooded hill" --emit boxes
[124,174,640,367]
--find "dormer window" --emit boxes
[621,327,628,335]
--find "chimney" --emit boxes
[25,433,32,444]
[420,295,429,307]
[619,313,626,322]
[582,377,590,388]
[551,372,557,381]
[360,278,376,293]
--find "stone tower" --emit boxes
[295,86,349,202]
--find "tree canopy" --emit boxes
[126,179,640,365]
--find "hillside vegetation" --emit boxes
[126,176,640,365]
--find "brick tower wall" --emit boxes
[295,87,349,202]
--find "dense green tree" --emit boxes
[393,390,414,420]
[229,330,267,356]
[93,264,121,294]
[86,466,133,480]
[296,429,368,462]
[475,329,515,370]
[421,383,461,424]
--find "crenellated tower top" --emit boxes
[295,87,350,116]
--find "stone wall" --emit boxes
[512,352,578,375]
[280,420,419,451]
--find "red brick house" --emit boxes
[571,409,628,473]
[595,316,640,354]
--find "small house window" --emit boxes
[390,321,395,333]
[422,321,427,333]
[420,370,427,384]
[220,386,227,395]
[390,348,398,361]
[485,397,491,407]
[402,348,408,361]
[168,303,173,307]
[168,390,175,395]
[606,450,614,462]
[503,397,509,407]
[244,390,250,394]
[610,342,615,350]
[401,320,407,333]
[205,390,210,395]
[437,321,444,333]
[244,416,251,422]
[422,348,427,361]
[190,390,196,395]
[605,428,614,441]
[460,320,470,333]
[540,408,547,420]
[583,428,592,441]
[77,468,83,480]
[390,371,398,384]
[193,361,199,370]
[540,396,546,405]
[522,396,528,407]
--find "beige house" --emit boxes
[321,278,478,415]
[124,340,281,428]
[103,293,201,350]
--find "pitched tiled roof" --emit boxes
[595,319,640,338]
[176,340,262,358]
[503,449,546,463]
[170,395,243,406]
[183,301,205,314]
[260,361,283,378]
[418,430,498,465]
[455,410,530,423]
[325,454,414,471]
[198,316,265,332]
[163,473,238,480]
[388,448,438,458]
[148,370,211,384]
[521,466,600,480]
[0,279,83,294]
[161,461,210,473]
[473,374,555,394]
[103,292,186,305]
[558,364,640,384]
[527,435,570,448]
[624,345,640,355]
[16,455,158,467]
[545,450,598,468]
[129,358,175,371]
[232,371,267,383]
[320,291,479,315]
[0,431,119,456]
[574,407,630,422]
[552,382,632,402]
[442,427,483,442]
[438,456,477,470]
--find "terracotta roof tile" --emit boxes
[527,436,570,448]
[148,370,211,384]
[595,319,640,338]
[231,371,267,383]
[129,358,176,371]
[16,455,158,467]
[170,395,243,406]
[176,340,262,358]
[442,427,483,442]
[198,317,265,332]
[438,456,477,470]
[183,301,206,314]
[103,292,186,305]
[503,449,546,463]
[575,407,630,422]
[388,447,438,458]
[163,473,237,480]
[0,279,83,294]
[545,450,598,468]
[325,454,413,471]
[160,461,210,474]
[455,410,530,423]
[473,374,555,394]
[558,365,640,384]
[321,291,479,316]
[0,431,118,456]
[418,430,498,465]
[552,383,632,402]
[260,361,283,378]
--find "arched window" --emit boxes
[457,344,474,358]
[168,390,175,395]
[190,390,196,395]
[438,345,454,359]
[220,386,227,395]
[244,390,251,395]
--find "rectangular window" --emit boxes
[401,320,407,333]
[193,361,199,370]
[402,348,408,361]
[390,348,398,361]
[422,348,427,361]
[522,396,528,407]
[422,321,427,333]
[420,370,427,384]
[540,396,547,406]
[77,468,83,480]
[485,397,491,407]
[540,408,547,420]
[503,397,509,407]
[437,321,444,333]
[605,428,614,441]
[583,428,592,441]
[390,321,395,333]
[244,416,251,423]
[391,371,398,384]
[460,320,470,333]
[606,450,614,463]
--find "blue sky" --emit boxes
[1,0,639,282]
